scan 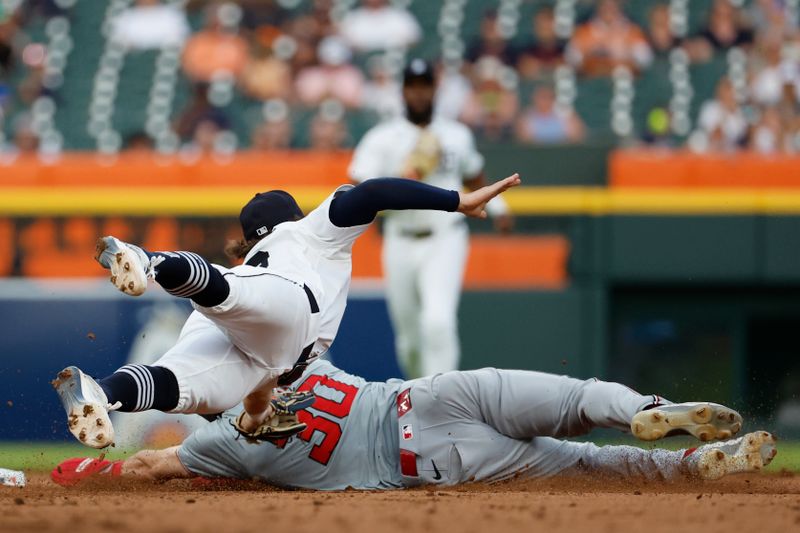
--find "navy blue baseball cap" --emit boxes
[403,58,435,86]
[239,190,303,242]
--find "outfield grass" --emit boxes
[1,439,799,475]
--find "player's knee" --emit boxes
[421,314,457,342]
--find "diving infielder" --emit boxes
[53,359,774,489]
[349,59,513,378]
[53,175,520,448]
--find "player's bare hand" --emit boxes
[457,173,520,219]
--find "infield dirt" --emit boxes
[1,473,798,533]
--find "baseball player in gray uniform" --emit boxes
[53,359,775,489]
[349,59,514,379]
[53,174,520,449]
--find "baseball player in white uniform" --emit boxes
[349,59,513,379]
[52,359,774,489]
[52,174,520,449]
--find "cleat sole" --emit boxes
[53,366,114,449]
[631,402,743,442]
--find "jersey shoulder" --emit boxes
[432,117,475,141]
[363,117,412,139]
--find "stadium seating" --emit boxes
[0,0,768,151]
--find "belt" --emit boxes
[399,228,433,239]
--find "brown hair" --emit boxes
[224,237,260,261]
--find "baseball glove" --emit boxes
[232,390,316,442]
[403,128,442,180]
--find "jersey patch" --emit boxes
[397,388,412,417]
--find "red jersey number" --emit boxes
[294,375,360,465]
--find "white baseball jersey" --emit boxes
[348,116,484,233]
[242,185,371,358]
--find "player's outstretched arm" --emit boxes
[329,174,521,227]
[457,173,520,219]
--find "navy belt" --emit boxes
[399,228,433,239]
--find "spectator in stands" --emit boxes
[647,3,683,58]
[694,77,748,152]
[514,85,585,144]
[11,113,38,154]
[17,0,64,22]
[124,131,155,152]
[338,0,420,53]
[236,0,289,32]
[466,10,516,66]
[460,57,519,142]
[566,0,653,77]
[0,16,16,75]
[515,7,567,80]
[749,0,798,40]
[17,43,51,105]
[750,36,796,106]
[688,0,754,62]
[278,0,337,77]
[749,105,790,154]
[240,40,292,101]
[434,62,473,122]
[295,36,364,108]
[185,118,226,155]
[182,2,249,82]
[111,0,190,51]
[251,115,293,151]
[308,103,349,150]
[173,83,232,142]
[361,55,402,118]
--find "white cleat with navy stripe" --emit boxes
[94,236,153,296]
[53,366,120,449]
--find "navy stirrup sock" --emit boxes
[146,251,230,307]
[99,365,180,412]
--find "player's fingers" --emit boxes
[484,173,520,198]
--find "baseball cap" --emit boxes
[239,190,303,242]
[403,58,435,86]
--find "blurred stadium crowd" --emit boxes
[0,0,798,157]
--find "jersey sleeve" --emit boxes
[459,126,485,180]
[177,418,249,479]
[348,126,387,183]
[300,185,371,253]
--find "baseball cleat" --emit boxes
[684,431,777,480]
[631,402,742,441]
[94,236,152,296]
[52,366,121,449]
[51,457,123,487]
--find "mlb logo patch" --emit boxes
[402,424,413,440]
[397,388,412,417]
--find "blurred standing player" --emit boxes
[349,59,513,378]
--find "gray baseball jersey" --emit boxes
[178,359,406,490]
[179,361,685,489]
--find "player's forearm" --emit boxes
[329,177,460,227]
[121,447,192,480]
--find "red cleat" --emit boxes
[51,457,123,487]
